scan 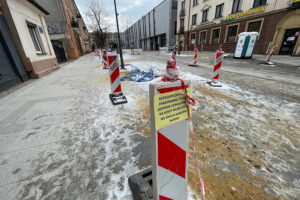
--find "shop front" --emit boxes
[187,6,295,55]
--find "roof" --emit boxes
[27,0,50,15]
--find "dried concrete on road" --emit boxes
[0,51,299,200]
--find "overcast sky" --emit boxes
[74,0,162,32]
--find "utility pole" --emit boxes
[113,0,125,69]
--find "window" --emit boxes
[191,33,196,45]
[211,28,221,44]
[253,0,267,8]
[247,20,262,33]
[193,0,198,6]
[180,19,184,28]
[202,10,208,22]
[199,31,206,44]
[27,23,43,53]
[226,25,239,42]
[192,14,197,25]
[215,4,224,18]
[232,0,242,13]
[181,1,185,10]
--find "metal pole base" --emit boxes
[128,167,154,200]
[264,61,274,65]
[207,81,222,87]
[109,92,127,105]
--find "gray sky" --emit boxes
[75,0,162,32]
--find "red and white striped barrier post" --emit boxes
[193,45,198,65]
[172,49,176,61]
[266,43,272,55]
[149,58,206,200]
[265,45,278,65]
[207,50,224,87]
[102,50,108,69]
[219,43,223,51]
[107,55,127,105]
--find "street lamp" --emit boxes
[113,0,125,69]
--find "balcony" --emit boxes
[71,20,79,28]
[180,9,185,17]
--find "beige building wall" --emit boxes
[189,0,290,30]
[6,0,55,63]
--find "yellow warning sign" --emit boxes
[154,88,192,130]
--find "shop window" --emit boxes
[232,0,242,13]
[191,33,196,45]
[202,9,208,22]
[192,14,197,25]
[247,20,262,33]
[253,0,267,8]
[211,28,221,44]
[27,22,43,54]
[226,25,239,43]
[199,31,207,44]
[215,4,224,18]
[193,0,198,6]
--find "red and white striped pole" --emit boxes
[193,45,198,65]
[266,43,272,55]
[108,55,127,105]
[207,50,224,87]
[265,45,277,65]
[218,43,223,51]
[108,55,122,93]
[200,44,204,52]
[172,49,176,61]
[102,50,108,69]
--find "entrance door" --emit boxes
[0,37,21,91]
[279,28,300,55]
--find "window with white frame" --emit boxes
[215,3,224,18]
[253,0,267,8]
[192,14,197,25]
[202,9,208,22]
[193,0,198,6]
[232,0,242,13]
[27,23,43,54]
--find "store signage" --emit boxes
[221,6,265,23]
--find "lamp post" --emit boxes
[113,0,125,69]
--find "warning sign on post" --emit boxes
[154,88,191,130]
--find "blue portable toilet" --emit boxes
[234,32,258,58]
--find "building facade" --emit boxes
[122,0,178,50]
[177,0,300,55]
[0,0,59,80]
[106,32,118,50]
[36,0,91,63]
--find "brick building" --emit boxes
[36,0,91,63]
[177,0,300,55]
